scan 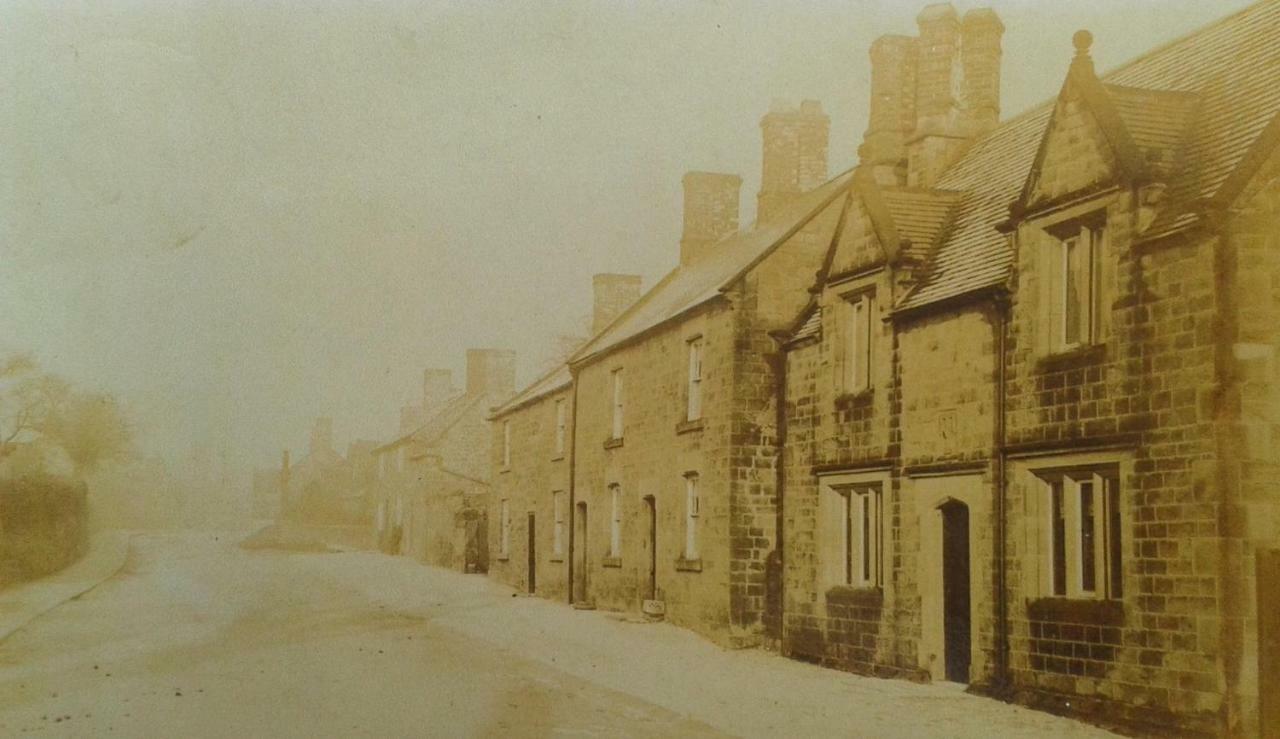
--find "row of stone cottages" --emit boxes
[367,3,1280,737]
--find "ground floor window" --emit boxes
[552,491,564,557]
[1035,466,1122,599]
[819,473,885,590]
[609,484,622,557]
[499,498,510,558]
[684,473,700,559]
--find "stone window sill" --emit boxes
[499,466,511,474]
[1037,343,1106,373]
[550,453,565,462]
[495,554,509,562]
[603,436,624,450]
[825,585,884,607]
[549,556,564,563]
[676,418,705,435]
[675,556,703,572]
[1027,596,1124,625]
[601,556,622,568]
[835,388,874,411]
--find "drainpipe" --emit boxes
[767,332,790,652]
[566,366,580,606]
[993,293,1010,691]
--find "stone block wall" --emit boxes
[1218,143,1280,738]
[781,287,1001,683]
[488,387,572,603]
[1004,180,1225,734]
[571,305,737,642]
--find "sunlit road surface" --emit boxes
[0,532,1118,738]
[0,533,718,738]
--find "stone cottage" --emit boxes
[777,2,1280,737]
[371,349,514,572]
[488,100,847,645]
[486,274,641,602]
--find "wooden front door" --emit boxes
[941,501,971,683]
[645,496,657,600]
[573,502,588,602]
[527,513,536,594]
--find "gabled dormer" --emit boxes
[822,157,963,288]
[1011,31,1193,222]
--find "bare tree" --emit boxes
[0,354,69,458]
[44,392,133,477]
[0,354,131,477]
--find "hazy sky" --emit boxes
[0,0,1253,476]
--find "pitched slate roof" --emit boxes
[489,363,571,419]
[1105,84,1198,155]
[569,169,856,365]
[374,392,478,453]
[793,305,823,342]
[898,0,1280,310]
[880,188,963,263]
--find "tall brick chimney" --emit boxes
[961,8,1004,135]
[422,368,454,417]
[757,99,829,224]
[592,273,643,334]
[679,172,741,265]
[861,3,1003,188]
[863,35,919,181]
[914,4,962,133]
[399,406,423,434]
[465,348,516,399]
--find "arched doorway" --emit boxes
[940,499,971,683]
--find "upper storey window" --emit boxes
[686,337,703,422]
[610,368,624,440]
[839,291,874,395]
[553,398,567,457]
[1053,223,1105,352]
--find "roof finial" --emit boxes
[1072,29,1093,58]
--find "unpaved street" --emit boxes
[0,533,1117,738]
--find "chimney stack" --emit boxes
[864,35,919,178]
[679,172,741,265]
[757,99,829,224]
[592,273,643,334]
[399,406,423,434]
[961,8,1005,135]
[860,4,1003,188]
[422,368,454,417]
[914,4,962,132]
[309,417,333,457]
[465,348,516,399]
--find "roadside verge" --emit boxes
[0,529,132,642]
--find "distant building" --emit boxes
[279,417,376,526]
[371,350,515,572]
